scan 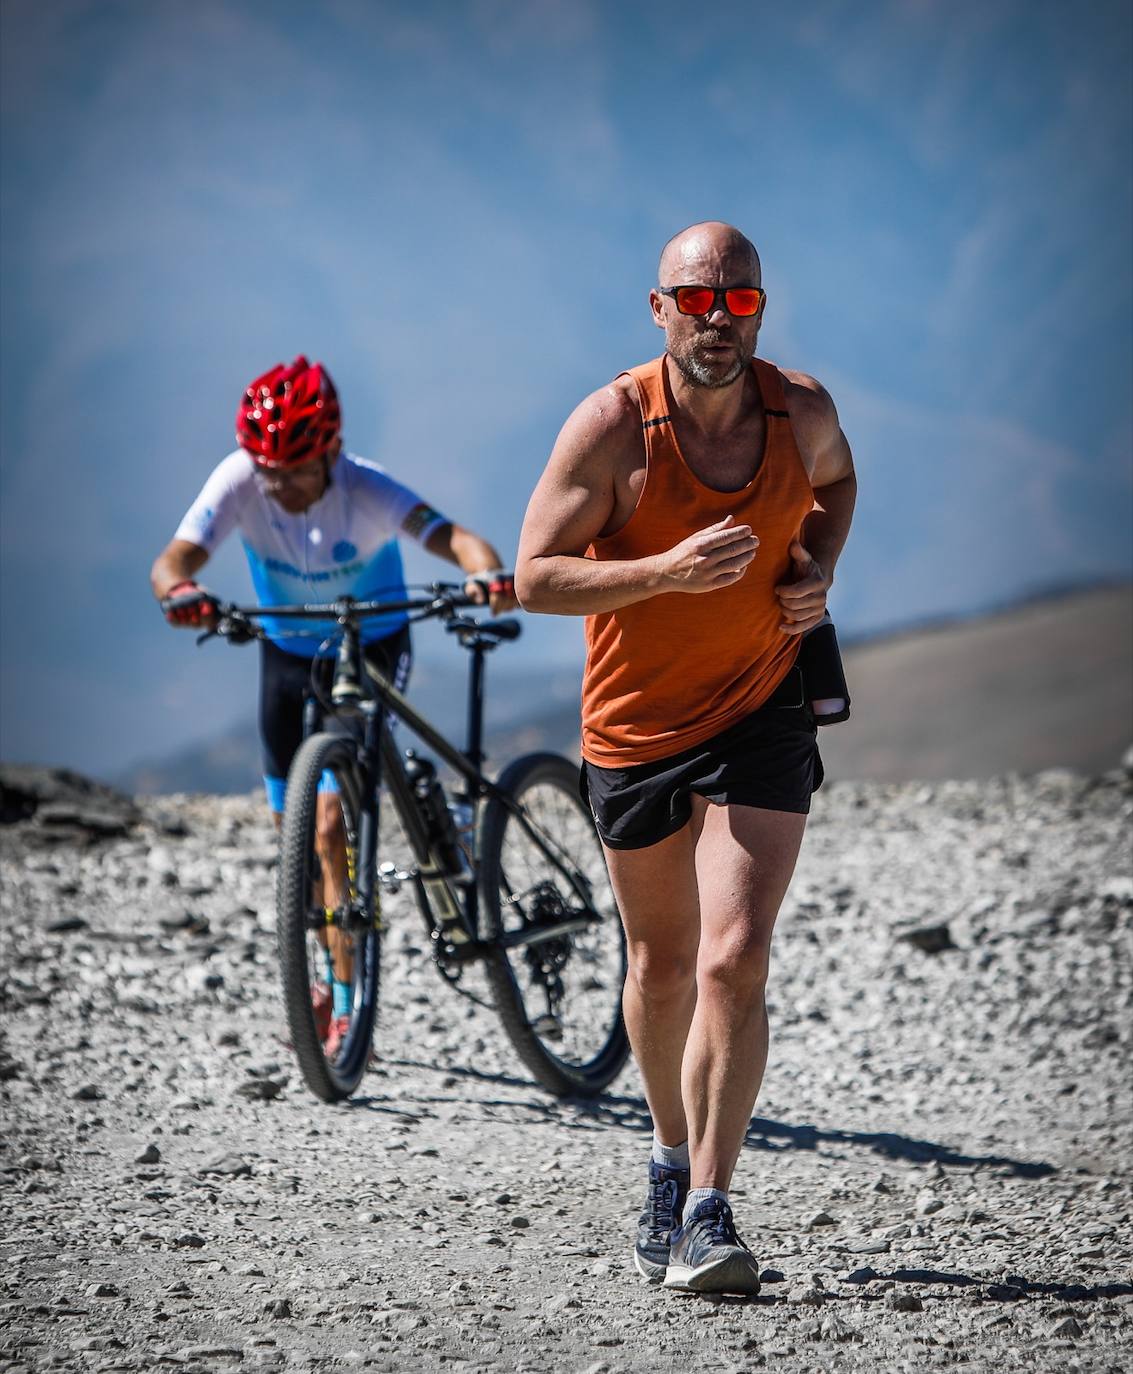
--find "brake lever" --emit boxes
[197,612,256,647]
[224,618,257,645]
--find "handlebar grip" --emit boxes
[161,583,220,628]
[162,586,216,613]
[464,570,515,598]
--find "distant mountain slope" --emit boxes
[116,584,1131,794]
[819,582,1132,781]
[116,660,585,797]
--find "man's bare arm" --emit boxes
[516,387,758,616]
[151,539,210,601]
[424,522,517,612]
[776,373,857,634]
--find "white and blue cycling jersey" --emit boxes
[175,449,449,656]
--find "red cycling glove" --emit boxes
[466,570,515,600]
[160,581,219,628]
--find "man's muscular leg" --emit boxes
[683,802,806,1189]
[605,823,703,1148]
[606,801,805,1176]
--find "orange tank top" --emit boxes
[581,355,815,766]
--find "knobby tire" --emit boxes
[478,752,629,1096]
[277,732,377,1102]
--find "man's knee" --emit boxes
[626,939,697,1004]
[697,927,771,998]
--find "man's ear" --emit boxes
[649,289,666,330]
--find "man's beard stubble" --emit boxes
[669,329,751,390]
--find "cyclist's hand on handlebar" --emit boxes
[464,570,519,615]
[160,581,219,629]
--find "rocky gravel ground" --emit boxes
[1,762,1131,1373]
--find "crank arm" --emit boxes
[441,910,600,964]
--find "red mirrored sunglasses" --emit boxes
[658,285,765,318]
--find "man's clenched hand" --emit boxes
[655,515,759,594]
[776,540,829,634]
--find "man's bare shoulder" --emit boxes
[778,368,838,429]
[778,367,853,484]
[558,375,642,456]
[521,376,644,555]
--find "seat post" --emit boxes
[465,641,487,777]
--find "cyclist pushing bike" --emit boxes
[150,356,516,1057]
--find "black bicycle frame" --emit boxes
[300,612,599,964]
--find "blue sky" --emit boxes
[1,0,1130,778]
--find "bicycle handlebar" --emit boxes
[201,579,518,646]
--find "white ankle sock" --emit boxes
[684,1186,727,1216]
[651,1134,690,1170]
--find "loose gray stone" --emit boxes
[84,1282,120,1298]
[820,1312,861,1342]
[235,1078,283,1101]
[898,923,956,953]
[986,1283,1026,1301]
[200,1153,253,1178]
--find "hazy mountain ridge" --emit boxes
[115,583,1132,796]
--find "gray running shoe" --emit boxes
[633,1160,690,1282]
[663,1196,760,1294]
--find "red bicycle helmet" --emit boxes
[236,356,341,469]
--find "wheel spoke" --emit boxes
[493,776,625,1073]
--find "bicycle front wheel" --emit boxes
[478,752,628,1097]
[277,731,378,1102]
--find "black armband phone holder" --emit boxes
[797,618,851,726]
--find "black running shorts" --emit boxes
[581,684,823,851]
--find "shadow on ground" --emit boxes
[322,1058,1133,1310]
[670,1267,1133,1308]
[374,1057,1058,1177]
[860,1269,1133,1301]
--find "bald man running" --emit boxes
[516,222,856,1294]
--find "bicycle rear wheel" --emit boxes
[478,752,628,1097]
[277,731,379,1102]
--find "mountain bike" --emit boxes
[200,584,628,1103]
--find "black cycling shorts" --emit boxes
[581,684,823,852]
[259,627,412,811]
